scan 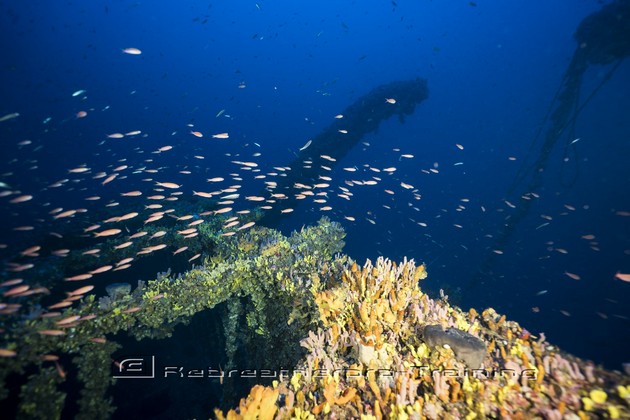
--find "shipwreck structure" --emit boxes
[468,0,630,295]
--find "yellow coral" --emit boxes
[293,407,315,420]
[456,317,471,332]
[216,385,278,420]
[213,254,630,419]
[414,263,427,281]
[290,372,302,391]
[590,389,607,404]
[329,257,425,349]
[608,405,620,419]
[582,397,594,411]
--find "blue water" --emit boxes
[1,0,629,394]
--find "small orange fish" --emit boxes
[48,301,73,309]
[122,47,142,55]
[129,232,148,239]
[193,191,214,198]
[564,271,581,281]
[53,210,78,219]
[114,241,133,250]
[144,215,163,224]
[0,349,17,357]
[6,263,34,272]
[20,246,41,256]
[38,330,66,336]
[173,246,188,255]
[94,229,121,237]
[117,257,134,266]
[118,212,139,221]
[156,182,180,189]
[89,265,113,275]
[9,195,33,204]
[69,285,94,295]
[237,221,255,230]
[121,191,142,197]
[178,228,197,235]
[0,279,23,287]
[214,207,233,214]
[615,272,630,283]
[3,285,30,297]
[56,315,81,325]
[101,174,118,186]
[123,306,141,314]
[65,273,93,281]
[83,225,101,233]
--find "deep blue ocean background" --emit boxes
[1,0,629,416]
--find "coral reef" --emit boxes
[217,257,630,419]
[1,218,628,419]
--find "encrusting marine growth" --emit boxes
[0,217,628,419]
[217,251,630,419]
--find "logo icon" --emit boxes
[112,355,155,378]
